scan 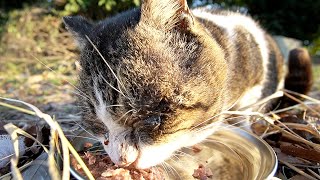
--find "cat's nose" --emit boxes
[101,133,139,167]
[117,143,139,167]
[104,141,139,167]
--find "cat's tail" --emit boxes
[281,48,313,106]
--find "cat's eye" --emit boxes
[145,115,162,129]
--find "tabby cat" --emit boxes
[63,0,312,169]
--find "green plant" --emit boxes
[63,0,140,18]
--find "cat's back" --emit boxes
[192,7,285,110]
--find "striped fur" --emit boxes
[62,0,305,169]
[192,8,285,110]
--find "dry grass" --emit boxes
[0,97,94,180]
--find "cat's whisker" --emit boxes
[159,162,170,179]
[194,115,251,134]
[71,91,96,104]
[71,120,100,139]
[105,104,124,108]
[64,135,100,141]
[163,161,182,180]
[76,104,123,109]
[223,123,251,131]
[74,105,90,109]
[117,73,131,98]
[98,72,128,99]
[31,54,93,102]
[190,100,239,131]
[123,113,133,126]
[223,114,247,121]
[151,165,161,178]
[85,35,127,93]
[193,107,273,134]
[94,62,136,110]
[192,119,224,134]
[116,109,134,123]
[175,150,188,158]
[221,115,249,125]
[189,112,223,131]
[171,154,191,167]
[175,149,200,162]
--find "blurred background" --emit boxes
[0,0,319,114]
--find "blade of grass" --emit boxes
[3,123,49,153]
[0,160,34,179]
[0,97,95,180]
[48,129,60,180]
[4,123,23,180]
[0,101,36,116]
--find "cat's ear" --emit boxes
[140,0,194,31]
[63,16,93,50]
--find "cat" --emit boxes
[63,0,312,169]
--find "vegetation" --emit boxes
[211,0,320,45]
[1,0,320,45]
[60,0,140,19]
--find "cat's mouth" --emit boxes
[99,130,180,169]
[100,123,220,169]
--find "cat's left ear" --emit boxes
[63,16,93,50]
[140,0,194,31]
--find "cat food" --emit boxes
[192,164,213,180]
[71,152,164,180]
[191,145,202,153]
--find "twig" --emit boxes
[284,89,320,104]
[281,123,320,140]
[306,168,320,179]
[283,92,320,117]
[279,160,317,180]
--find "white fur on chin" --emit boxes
[134,122,221,169]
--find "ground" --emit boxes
[0,7,79,120]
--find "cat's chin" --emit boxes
[133,124,221,169]
[133,144,177,169]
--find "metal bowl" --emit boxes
[164,127,278,180]
[70,127,277,180]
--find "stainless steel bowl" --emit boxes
[164,127,278,180]
[70,127,277,180]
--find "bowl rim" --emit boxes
[215,127,278,179]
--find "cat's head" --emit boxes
[64,0,228,169]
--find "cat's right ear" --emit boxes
[63,16,93,50]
